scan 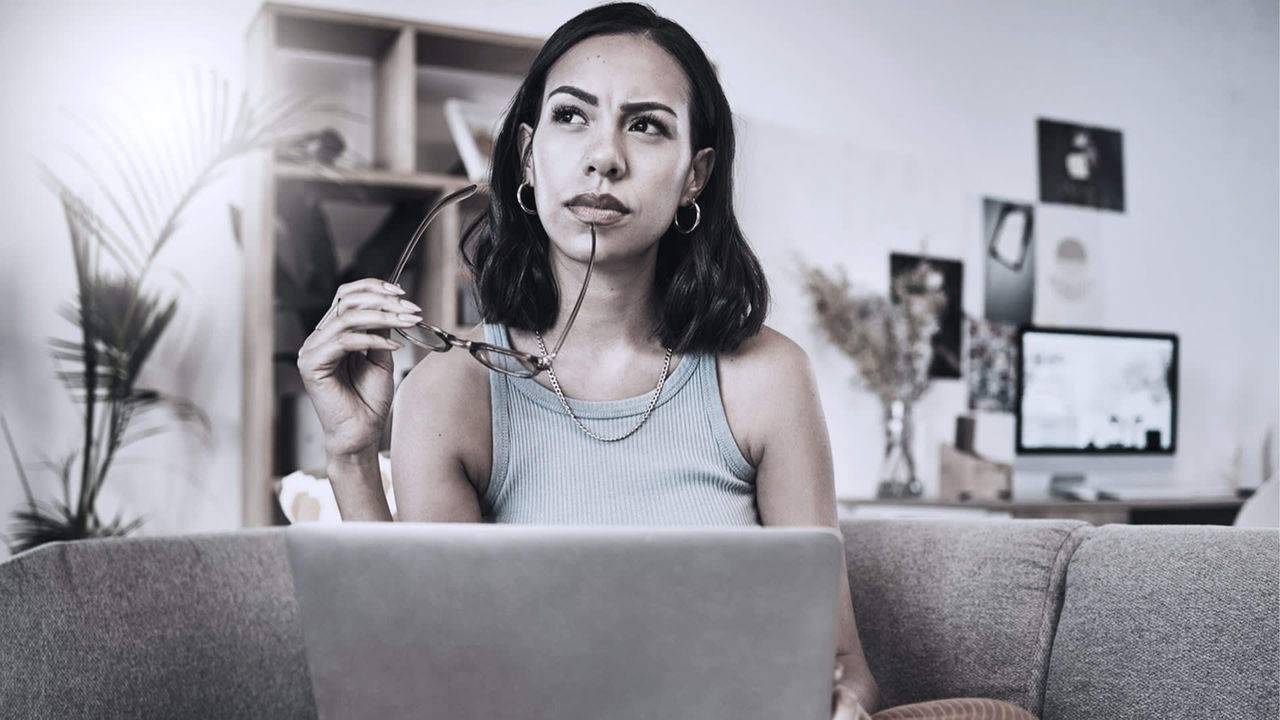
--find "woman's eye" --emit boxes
[551,105,587,125]
[629,114,670,137]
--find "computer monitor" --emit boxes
[1017,326,1178,454]
[1015,326,1178,497]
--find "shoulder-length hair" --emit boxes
[461,2,768,354]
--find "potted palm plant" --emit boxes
[4,71,322,553]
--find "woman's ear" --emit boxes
[518,123,535,180]
[682,147,716,205]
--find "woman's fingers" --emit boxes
[298,279,420,391]
[314,278,404,325]
[307,308,422,350]
[832,685,856,720]
[336,290,420,318]
[317,279,413,330]
[831,667,871,720]
[831,685,871,720]
[300,279,421,384]
[333,332,401,371]
[298,324,404,380]
[338,278,405,298]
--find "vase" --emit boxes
[876,399,923,499]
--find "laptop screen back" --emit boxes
[285,523,842,720]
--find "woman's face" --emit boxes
[521,33,713,265]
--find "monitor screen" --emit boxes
[1016,327,1178,454]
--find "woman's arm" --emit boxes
[297,279,424,521]
[719,327,882,716]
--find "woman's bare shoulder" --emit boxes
[717,325,813,381]
[716,325,819,465]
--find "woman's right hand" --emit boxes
[296,279,423,460]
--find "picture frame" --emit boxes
[1037,118,1126,212]
[443,97,504,183]
[890,252,964,380]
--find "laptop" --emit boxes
[285,522,843,720]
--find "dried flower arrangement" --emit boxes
[799,259,949,406]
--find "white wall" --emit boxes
[1,0,1275,554]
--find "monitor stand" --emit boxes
[1048,473,1101,501]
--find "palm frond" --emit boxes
[7,501,81,554]
[54,121,155,257]
[120,389,213,443]
[6,500,145,555]
[1,416,36,507]
[53,181,144,273]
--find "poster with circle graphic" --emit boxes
[1034,205,1104,327]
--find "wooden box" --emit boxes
[938,443,1013,501]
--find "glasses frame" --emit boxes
[386,184,595,378]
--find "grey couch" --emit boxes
[2,519,1276,719]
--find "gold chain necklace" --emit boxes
[533,332,674,442]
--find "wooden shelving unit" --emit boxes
[240,3,541,526]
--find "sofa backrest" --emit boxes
[0,528,315,719]
[839,517,1090,716]
[1041,525,1280,720]
[5,521,1276,719]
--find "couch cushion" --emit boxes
[840,518,1090,715]
[1042,525,1279,720]
[0,529,316,719]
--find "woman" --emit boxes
[298,4,1035,719]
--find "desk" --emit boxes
[839,496,1245,525]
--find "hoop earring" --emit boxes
[517,181,538,215]
[673,200,700,234]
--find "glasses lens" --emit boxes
[396,324,451,352]
[472,346,541,378]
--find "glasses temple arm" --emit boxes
[547,224,596,361]
[387,184,479,283]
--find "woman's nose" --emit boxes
[583,130,626,179]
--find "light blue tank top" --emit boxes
[482,323,759,526]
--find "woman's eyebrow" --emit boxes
[547,85,678,118]
[548,85,597,105]
[620,101,677,117]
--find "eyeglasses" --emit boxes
[386,184,595,378]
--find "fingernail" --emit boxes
[383,282,405,295]
[398,313,421,322]
[399,299,422,312]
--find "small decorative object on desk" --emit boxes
[800,259,948,499]
[938,443,1013,501]
[277,452,397,523]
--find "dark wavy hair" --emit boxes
[461,2,768,353]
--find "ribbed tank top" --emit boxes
[482,323,759,526]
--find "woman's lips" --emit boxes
[565,193,629,226]
[567,205,626,225]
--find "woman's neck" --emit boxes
[538,249,663,357]
[509,247,672,400]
